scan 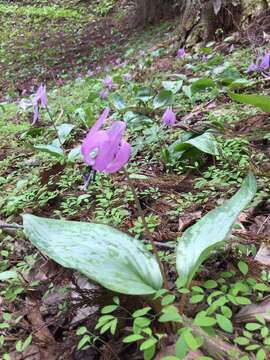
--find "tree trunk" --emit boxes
[178,0,243,46]
[135,0,165,25]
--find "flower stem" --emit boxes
[124,168,169,289]
[45,105,64,152]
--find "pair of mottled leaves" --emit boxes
[23,173,257,295]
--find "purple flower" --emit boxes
[162,108,176,127]
[114,60,128,69]
[81,107,131,173]
[32,84,47,125]
[123,73,132,81]
[100,89,109,100]
[139,50,146,57]
[96,66,102,73]
[86,69,94,77]
[201,54,209,61]
[103,75,117,90]
[260,51,270,70]
[247,50,270,75]
[176,48,186,58]
[247,63,258,73]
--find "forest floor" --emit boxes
[0,1,270,359]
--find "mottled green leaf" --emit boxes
[176,173,257,285]
[23,215,163,295]
[173,132,219,156]
[229,92,270,113]
[153,90,173,109]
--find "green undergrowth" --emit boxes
[0,0,134,97]
[1,11,270,359]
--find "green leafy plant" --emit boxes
[23,173,256,294]
[23,214,163,295]
[33,123,75,160]
[176,173,256,286]
[229,92,270,113]
[163,131,219,166]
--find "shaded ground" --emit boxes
[0,0,136,100]
[1,3,270,359]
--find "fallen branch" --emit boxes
[0,222,23,229]
[183,315,246,360]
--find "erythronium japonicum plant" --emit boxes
[247,50,270,76]
[81,107,131,173]
[22,169,256,358]
[176,48,186,58]
[31,84,64,152]
[100,89,109,100]
[103,75,117,90]
[162,107,176,126]
[24,108,258,294]
[80,107,167,286]
[32,84,47,125]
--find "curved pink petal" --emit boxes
[247,63,258,73]
[81,130,108,166]
[260,51,270,70]
[89,107,110,136]
[32,105,39,125]
[34,84,47,107]
[177,48,186,58]
[107,121,126,138]
[93,122,125,171]
[162,108,176,126]
[105,140,131,173]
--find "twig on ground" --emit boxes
[0,222,23,229]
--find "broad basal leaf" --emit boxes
[56,123,75,144]
[67,145,82,162]
[123,111,153,130]
[229,92,270,113]
[228,79,252,90]
[162,80,183,94]
[191,78,217,94]
[176,173,257,285]
[110,93,126,110]
[173,132,219,156]
[153,90,173,109]
[34,144,64,158]
[23,215,163,295]
[51,123,75,147]
[134,86,155,103]
[0,270,17,281]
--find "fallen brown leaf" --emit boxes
[26,298,58,360]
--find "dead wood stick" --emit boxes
[183,315,246,359]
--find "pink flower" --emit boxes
[247,50,270,75]
[81,108,131,173]
[123,73,132,81]
[260,51,270,70]
[100,89,109,100]
[247,63,258,73]
[176,48,186,58]
[139,50,146,57]
[32,84,47,125]
[86,69,94,77]
[103,75,117,90]
[162,108,176,126]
